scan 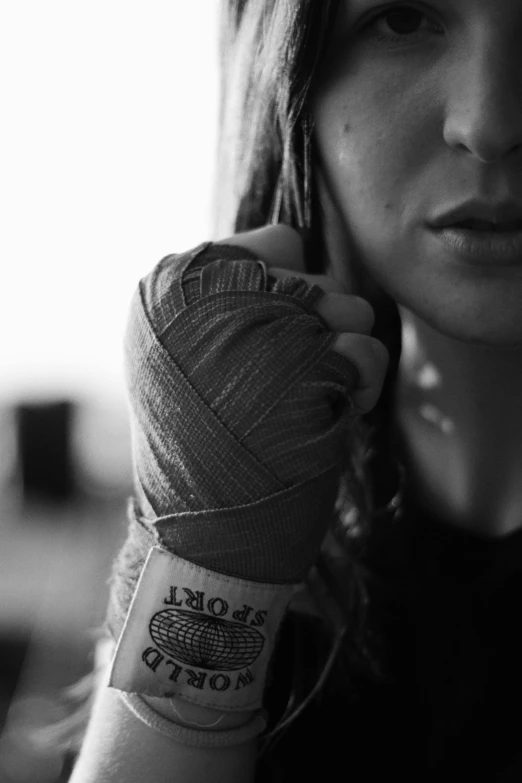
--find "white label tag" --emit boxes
[108,547,298,711]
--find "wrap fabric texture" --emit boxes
[106,241,359,661]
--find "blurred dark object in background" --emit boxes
[0,396,131,782]
[0,642,29,736]
[16,402,75,505]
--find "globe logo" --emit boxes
[149,609,265,671]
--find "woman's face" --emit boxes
[312,0,522,346]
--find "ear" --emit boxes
[215,224,306,272]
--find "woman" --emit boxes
[70,0,522,780]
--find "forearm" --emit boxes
[78,233,359,782]
[69,669,258,783]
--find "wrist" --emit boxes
[109,547,299,713]
[141,694,258,731]
[119,691,267,748]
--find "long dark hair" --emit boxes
[214,0,405,743]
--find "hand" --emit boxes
[113,225,389,600]
[216,224,389,416]
[107,225,387,712]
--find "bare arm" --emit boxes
[69,667,258,783]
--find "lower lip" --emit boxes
[429,226,522,265]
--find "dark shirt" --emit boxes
[256,490,522,782]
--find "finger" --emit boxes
[315,293,375,336]
[268,267,348,294]
[332,333,389,414]
[215,225,306,272]
[267,267,374,335]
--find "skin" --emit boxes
[310,0,522,536]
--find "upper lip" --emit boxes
[429,200,522,229]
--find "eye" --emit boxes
[361,3,443,46]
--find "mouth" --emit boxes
[428,222,522,266]
[450,219,522,233]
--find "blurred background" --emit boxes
[0,2,219,779]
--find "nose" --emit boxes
[443,36,522,164]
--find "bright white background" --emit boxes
[0,9,223,740]
[0,1,220,405]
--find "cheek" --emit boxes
[318,128,407,275]
[312,66,435,231]
[311,76,435,303]
[314,101,406,235]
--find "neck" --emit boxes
[395,306,522,537]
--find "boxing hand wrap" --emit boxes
[109,545,297,710]
[106,241,358,711]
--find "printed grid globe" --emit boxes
[149,609,265,671]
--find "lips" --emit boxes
[429,219,522,266]
[453,219,522,232]
[429,200,522,231]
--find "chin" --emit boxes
[394,290,522,349]
[419,306,522,349]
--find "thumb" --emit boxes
[215,224,307,274]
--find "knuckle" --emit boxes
[349,296,375,331]
[352,295,375,320]
[224,225,305,270]
[316,293,375,333]
[333,331,370,352]
[371,338,390,367]
[267,268,350,298]
[316,275,346,294]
